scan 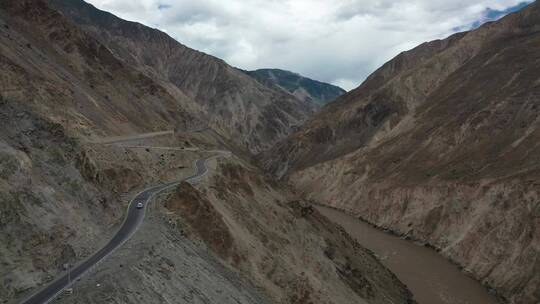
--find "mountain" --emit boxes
[0,1,414,304]
[243,69,346,106]
[45,0,317,154]
[262,2,540,303]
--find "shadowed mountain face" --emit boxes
[244,69,346,106]
[262,2,540,303]
[45,0,316,154]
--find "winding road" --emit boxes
[20,153,226,304]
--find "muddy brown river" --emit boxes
[316,206,501,304]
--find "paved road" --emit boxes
[20,156,221,304]
[88,130,174,144]
[88,128,210,145]
[114,145,200,151]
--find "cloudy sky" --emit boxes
[86,0,531,90]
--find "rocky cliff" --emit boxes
[263,2,540,303]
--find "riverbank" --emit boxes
[316,205,503,304]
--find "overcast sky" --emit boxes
[86,0,531,90]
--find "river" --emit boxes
[316,206,501,304]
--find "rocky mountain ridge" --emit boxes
[243,68,346,106]
[48,0,317,154]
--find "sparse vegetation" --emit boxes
[0,152,19,179]
[0,95,8,106]
[66,179,82,193]
[47,146,67,165]
[44,121,66,138]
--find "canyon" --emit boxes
[1,0,539,304]
[262,2,540,303]
[0,1,409,304]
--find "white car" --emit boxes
[136,202,144,209]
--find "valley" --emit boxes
[1,1,539,304]
[262,2,540,303]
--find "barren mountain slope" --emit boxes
[0,0,200,139]
[263,2,540,303]
[0,97,123,302]
[48,0,316,153]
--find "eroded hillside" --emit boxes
[48,0,317,153]
[0,98,119,301]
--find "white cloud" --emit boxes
[85,0,531,90]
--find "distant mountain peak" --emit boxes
[243,68,346,106]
